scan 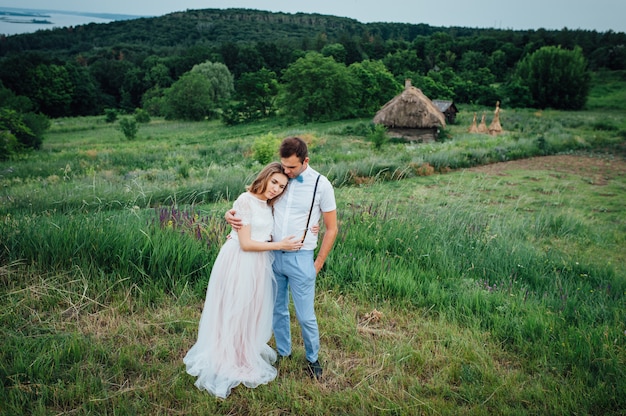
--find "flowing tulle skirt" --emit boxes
[183,238,277,398]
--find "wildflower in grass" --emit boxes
[479,279,497,292]
[152,204,228,249]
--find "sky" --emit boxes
[2,0,625,33]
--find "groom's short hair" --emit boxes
[280,137,308,162]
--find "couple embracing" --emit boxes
[183,137,338,398]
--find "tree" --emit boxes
[0,129,19,161]
[0,108,46,150]
[88,59,129,108]
[499,79,533,109]
[0,52,48,101]
[16,63,74,117]
[222,68,279,125]
[488,49,509,82]
[190,61,234,109]
[0,82,33,113]
[423,32,456,70]
[458,50,489,73]
[163,72,214,121]
[321,43,347,63]
[256,41,298,74]
[405,73,455,101]
[231,44,264,78]
[65,62,101,116]
[514,45,590,110]
[144,62,173,89]
[163,61,234,121]
[0,83,49,152]
[280,52,359,121]
[119,66,146,112]
[382,49,424,77]
[348,60,401,116]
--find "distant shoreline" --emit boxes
[0,6,143,22]
[0,7,143,36]
[1,19,53,25]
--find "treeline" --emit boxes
[2,8,625,69]
[0,8,624,156]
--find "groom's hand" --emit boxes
[225,209,243,230]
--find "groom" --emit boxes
[226,136,338,380]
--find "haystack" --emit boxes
[468,112,479,133]
[477,112,488,134]
[373,79,446,142]
[488,101,503,135]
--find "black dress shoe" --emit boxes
[307,360,323,380]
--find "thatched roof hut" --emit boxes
[373,79,446,142]
[432,100,459,123]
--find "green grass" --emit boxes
[1,77,626,414]
[587,70,626,111]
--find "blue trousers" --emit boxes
[272,250,319,363]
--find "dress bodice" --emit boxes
[229,192,273,242]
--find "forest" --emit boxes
[1,8,625,157]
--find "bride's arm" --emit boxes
[237,225,303,252]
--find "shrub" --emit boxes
[104,108,118,123]
[118,117,138,140]
[134,108,151,124]
[410,162,435,176]
[367,124,389,150]
[0,108,42,150]
[0,130,19,160]
[252,133,280,164]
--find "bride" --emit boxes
[183,162,303,398]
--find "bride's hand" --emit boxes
[279,235,303,251]
[310,224,320,235]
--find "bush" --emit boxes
[104,108,118,123]
[252,133,280,164]
[367,124,389,150]
[221,102,247,126]
[134,108,151,124]
[118,117,138,140]
[0,130,19,160]
[22,112,50,139]
[0,108,43,150]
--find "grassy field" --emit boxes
[1,81,626,414]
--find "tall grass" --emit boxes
[1,82,626,414]
[3,106,625,215]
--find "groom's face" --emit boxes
[280,154,308,179]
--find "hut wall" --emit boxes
[387,127,439,142]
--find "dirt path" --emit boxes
[464,154,626,185]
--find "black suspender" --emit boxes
[301,174,321,243]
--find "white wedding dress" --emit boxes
[183,192,277,398]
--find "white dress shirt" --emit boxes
[272,166,336,251]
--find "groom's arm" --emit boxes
[225,208,243,230]
[314,209,338,274]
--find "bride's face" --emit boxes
[263,173,288,200]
